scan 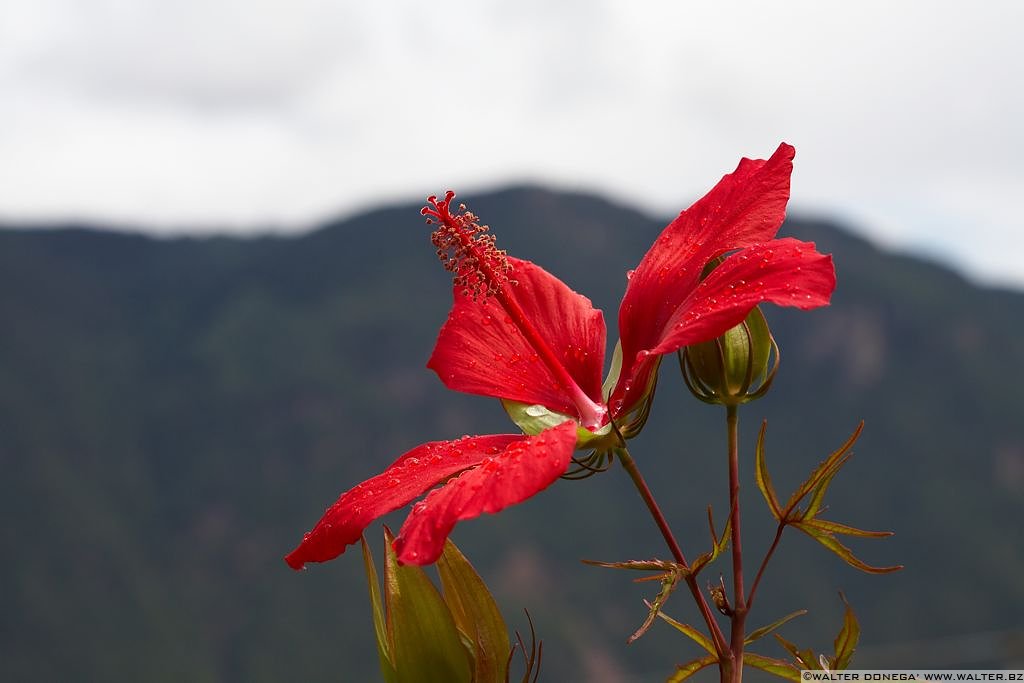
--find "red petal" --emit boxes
[612,143,796,415]
[393,422,577,565]
[648,238,835,354]
[428,257,606,419]
[284,434,521,570]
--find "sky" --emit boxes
[1,1,1022,287]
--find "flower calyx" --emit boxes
[679,306,779,407]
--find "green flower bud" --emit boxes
[679,306,779,406]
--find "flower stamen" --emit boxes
[422,190,512,300]
[423,191,608,430]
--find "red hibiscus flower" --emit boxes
[285,142,834,569]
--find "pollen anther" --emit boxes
[424,191,512,300]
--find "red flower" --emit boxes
[285,142,834,569]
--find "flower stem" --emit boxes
[726,404,747,683]
[615,446,729,658]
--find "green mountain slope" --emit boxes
[1,187,1022,681]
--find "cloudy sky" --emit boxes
[1,1,1021,286]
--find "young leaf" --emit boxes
[745,610,808,645]
[582,558,681,573]
[653,609,717,655]
[782,422,863,517]
[802,451,851,520]
[667,654,718,682]
[774,633,818,670]
[743,652,801,681]
[793,522,903,574]
[437,538,511,683]
[805,518,895,538]
[691,508,732,575]
[361,536,398,683]
[383,528,472,683]
[628,572,682,644]
[832,593,860,670]
[755,421,783,520]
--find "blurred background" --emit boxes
[1,1,1022,681]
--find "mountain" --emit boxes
[2,187,1022,682]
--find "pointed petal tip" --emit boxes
[284,551,307,571]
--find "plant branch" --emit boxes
[615,446,729,658]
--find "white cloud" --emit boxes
[0,0,1021,285]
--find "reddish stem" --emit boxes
[615,447,729,658]
[725,404,747,683]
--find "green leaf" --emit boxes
[743,652,801,681]
[805,518,895,538]
[793,522,903,574]
[782,422,863,518]
[832,593,860,670]
[500,399,614,449]
[745,610,808,645]
[362,536,398,683]
[802,453,848,520]
[581,558,680,573]
[437,538,510,683]
[667,654,718,682]
[654,609,717,655]
[691,508,732,575]
[382,528,472,683]
[773,634,817,670]
[628,572,682,644]
[755,422,783,520]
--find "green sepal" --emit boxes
[601,341,624,401]
[382,528,472,683]
[653,609,717,655]
[755,422,783,520]
[500,399,615,449]
[745,609,808,645]
[362,536,398,683]
[792,522,903,574]
[667,655,718,682]
[436,538,510,683]
[743,652,801,681]
[832,592,860,670]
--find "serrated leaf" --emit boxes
[793,522,903,574]
[383,528,472,683]
[805,518,895,538]
[802,451,850,520]
[654,609,717,655]
[745,610,808,645]
[691,509,732,575]
[774,633,818,670]
[743,652,801,681]
[628,572,683,644]
[755,422,783,520]
[833,593,860,670]
[783,423,863,518]
[582,558,680,573]
[667,654,718,682]
[362,536,398,683]
[437,538,510,683]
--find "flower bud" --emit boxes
[679,306,779,406]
